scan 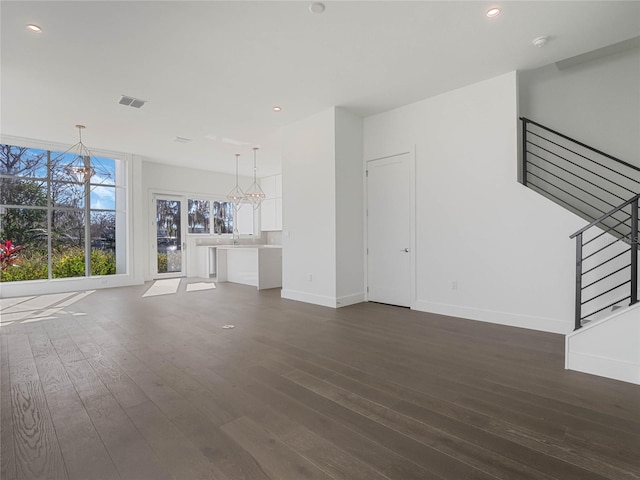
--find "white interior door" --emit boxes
[367,153,412,307]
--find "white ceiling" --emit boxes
[2,1,639,177]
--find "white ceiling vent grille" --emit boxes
[119,95,146,108]
[173,136,192,144]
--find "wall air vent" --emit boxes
[173,136,192,144]
[119,95,146,108]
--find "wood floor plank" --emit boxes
[44,387,120,480]
[85,354,148,409]
[50,335,85,367]
[80,391,173,480]
[212,363,442,480]
[285,368,603,480]
[167,353,395,480]
[171,410,272,480]
[220,416,335,480]
[64,358,109,400]
[8,334,39,385]
[11,381,68,480]
[250,364,477,480]
[1,335,17,480]
[125,400,229,480]
[251,332,640,480]
[95,346,193,420]
[27,334,73,395]
[129,345,237,426]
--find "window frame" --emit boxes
[0,138,128,283]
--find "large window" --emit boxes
[0,143,126,282]
[186,199,240,235]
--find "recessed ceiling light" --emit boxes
[309,2,325,14]
[273,106,282,112]
[486,8,501,18]
[532,36,550,48]
[26,24,42,33]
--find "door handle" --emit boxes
[402,248,410,253]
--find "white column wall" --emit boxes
[365,71,586,333]
[335,108,365,306]
[281,108,338,306]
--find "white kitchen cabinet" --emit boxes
[261,198,278,231]
[260,175,277,199]
[260,174,282,231]
[236,205,254,235]
[216,246,282,289]
[275,197,282,230]
[194,246,217,278]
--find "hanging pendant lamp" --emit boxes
[244,147,266,210]
[226,153,246,208]
[52,125,112,188]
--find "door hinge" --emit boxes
[366,286,369,293]
[366,248,369,254]
[365,170,369,177]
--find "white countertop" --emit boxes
[214,244,282,249]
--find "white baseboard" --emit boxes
[281,289,338,308]
[336,293,365,308]
[567,351,640,385]
[413,300,571,334]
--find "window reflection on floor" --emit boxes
[0,290,94,326]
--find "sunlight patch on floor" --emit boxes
[142,278,181,297]
[0,290,95,325]
[186,282,216,292]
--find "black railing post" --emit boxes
[521,118,528,187]
[575,233,583,330]
[630,198,638,306]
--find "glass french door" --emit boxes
[154,195,186,277]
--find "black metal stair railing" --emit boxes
[570,194,639,330]
[520,117,640,238]
[520,118,640,330]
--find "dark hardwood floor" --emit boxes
[1,281,639,480]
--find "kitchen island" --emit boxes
[216,245,282,290]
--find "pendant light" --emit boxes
[244,147,266,209]
[52,125,112,188]
[226,153,246,208]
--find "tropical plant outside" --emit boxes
[0,247,116,282]
[157,252,168,273]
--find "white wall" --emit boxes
[335,108,365,306]
[364,72,586,334]
[140,160,253,280]
[281,108,337,306]
[519,48,640,166]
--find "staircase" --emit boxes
[520,117,640,384]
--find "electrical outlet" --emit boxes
[307,274,313,282]
[451,280,458,290]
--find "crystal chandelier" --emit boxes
[52,125,112,187]
[244,147,266,209]
[226,153,246,208]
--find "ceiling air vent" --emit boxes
[173,136,192,144]
[119,95,146,108]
